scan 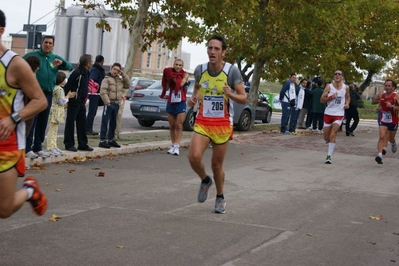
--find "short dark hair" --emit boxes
[208,34,227,50]
[111,62,122,69]
[79,54,92,67]
[42,35,55,44]
[289,73,296,78]
[385,79,397,88]
[0,10,5,27]
[56,71,66,85]
[95,55,104,63]
[24,55,40,72]
[317,79,324,87]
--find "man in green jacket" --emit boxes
[311,79,326,133]
[23,36,72,159]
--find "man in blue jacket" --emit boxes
[23,36,72,158]
[86,55,106,135]
[279,73,297,134]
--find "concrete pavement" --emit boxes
[1,124,399,265]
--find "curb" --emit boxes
[26,139,192,166]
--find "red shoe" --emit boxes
[23,176,48,216]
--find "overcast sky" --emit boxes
[1,0,207,69]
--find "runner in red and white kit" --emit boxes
[372,79,398,164]
[320,69,350,164]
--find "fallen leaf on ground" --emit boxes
[45,182,50,186]
[96,172,105,177]
[49,214,62,222]
[55,188,61,192]
[306,233,313,236]
[369,215,383,220]
[116,246,124,249]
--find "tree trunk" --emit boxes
[115,0,150,140]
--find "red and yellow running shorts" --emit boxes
[194,123,233,144]
[0,150,25,177]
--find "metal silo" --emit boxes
[54,16,71,59]
[117,26,130,68]
[69,17,88,65]
[66,5,84,16]
[101,17,121,66]
[86,17,102,57]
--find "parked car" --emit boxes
[126,77,156,100]
[255,91,273,123]
[130,79,256,131]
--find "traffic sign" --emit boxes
[23,24,34,32]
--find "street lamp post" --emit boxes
[24,0,33,54]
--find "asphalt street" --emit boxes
[1,119,398,265]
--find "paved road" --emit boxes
[1,122,398,265]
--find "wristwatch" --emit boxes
[10,112,22,124]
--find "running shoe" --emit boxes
[325,155,332,164]
[214,198,226,214]
[173,146,180,156]
[23,176,48,216]
[375,156,383,164]
[392,143,397,153]
[26,151,38,159]
[37,150,51,158]
[198,176,212,203]
[167,145,175,154]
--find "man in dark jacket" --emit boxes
[63,54,94,152]
[345,83,361,136]
[86,55,105,135]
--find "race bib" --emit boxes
[335,96,342,105]
[203,96,224,118]
[381,111,392,123]
[171,91,182,103]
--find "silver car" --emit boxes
[130,79,255,131]
[126,77,156,100]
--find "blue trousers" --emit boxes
[280,102,297,133]
[100,103,119,141]
[26,92,52,152]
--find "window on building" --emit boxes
[146,53,151,68]
[157,55,161,69]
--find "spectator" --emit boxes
[63,54,94,152]
[86,55,106,135]
[295,79,308,130]
[312,79,326,133]
[279,73,297,134]
[98,63,130,149]
[304,81,314,129]
[23,35,72,159]
[345,83,360,136]
[46,72,75,156]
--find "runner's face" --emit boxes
[173,61,183,72]
[385,81,394,92]
[333,71,343,82]
[207,39,225,64]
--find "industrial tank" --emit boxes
[117,27,130,68]
[85,17,103,57]
[101,17,121,66]
[66,5,84,16]
[54,16,71,59]
[69,17,88,64]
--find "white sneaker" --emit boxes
[173,146,180,156]
[392,143,397,153]
[37,150,51,158]
[25,161,30,170]
[55,147,64,155]
[167,146,175,154]
[318,130,323,134]
[26,151,38,159]
[49,148,60,157]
